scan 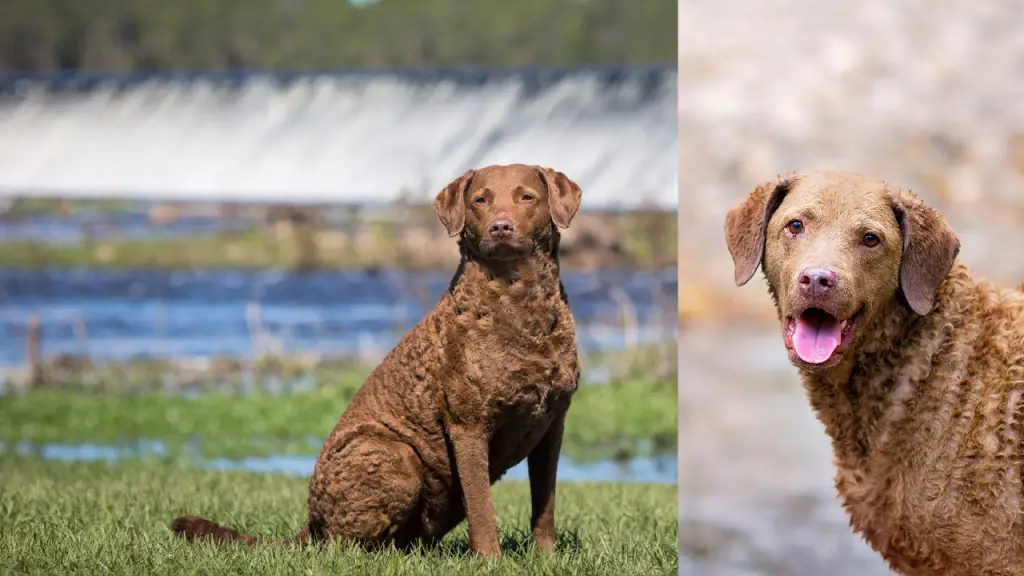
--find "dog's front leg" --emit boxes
[448,423,501,558]
[527,410,565,552]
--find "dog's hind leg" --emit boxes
[306,436,425,549]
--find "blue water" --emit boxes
[0,217,677,483]
[4,441,678,484]
[0,204,398,244]
[0,266,677,367]
[0,210,242,244]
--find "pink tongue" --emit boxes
[792,313,842,364]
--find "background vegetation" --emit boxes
[0,0,676,71]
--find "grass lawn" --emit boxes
[0,457,678,575]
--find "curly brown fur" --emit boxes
[725,170,1024,576]
[170,164,582,558]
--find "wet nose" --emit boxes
[799,267,837,299]
[488,217,514,238]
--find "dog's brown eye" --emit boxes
[786,219,804,235]
[474,196,487,205]
[862,233,881,247]
[521,194,534,201]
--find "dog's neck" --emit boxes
[798,284,944,461]
[447,228,566,312]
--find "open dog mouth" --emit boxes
[783,306,860,366]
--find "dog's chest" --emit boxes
[835,446,1010,575]
[480,326,579,415]
[452,303,579,476]
[483,340,577,476]
[461,298,578,394]
[835,461,942,574]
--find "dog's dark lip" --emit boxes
[782,305,863,369]
[478,235,535,260]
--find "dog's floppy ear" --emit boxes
[890,192,960,315]
[724,177,792,286]
[434,169,476,237]
[536,166,582,229]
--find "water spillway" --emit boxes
[0,66,677,210]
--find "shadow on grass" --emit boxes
[429,529,583,558]
[174,526,583,559]
[250,528,586,560]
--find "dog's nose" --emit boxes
[799,267,837,298]
[487,217,514,238]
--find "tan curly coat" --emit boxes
[726,170,1024,576]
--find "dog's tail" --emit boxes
[170,515,310,546]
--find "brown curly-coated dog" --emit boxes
[725,170,1024,576]
[170,164,583,558]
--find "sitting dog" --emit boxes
[171,164,583,558]
[725,170,1024,576]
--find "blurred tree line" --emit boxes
[0,0,675,71]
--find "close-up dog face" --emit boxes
[433,164,582,261]
[725,171,960,372]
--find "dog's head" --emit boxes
[433,164,582,261]
[725,171,960,372]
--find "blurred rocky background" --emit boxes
[678,1,1024,574]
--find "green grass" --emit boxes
[3,197,134,216]
[0,458,678,575]
[0,230,334,270]
[0,378,677,462]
